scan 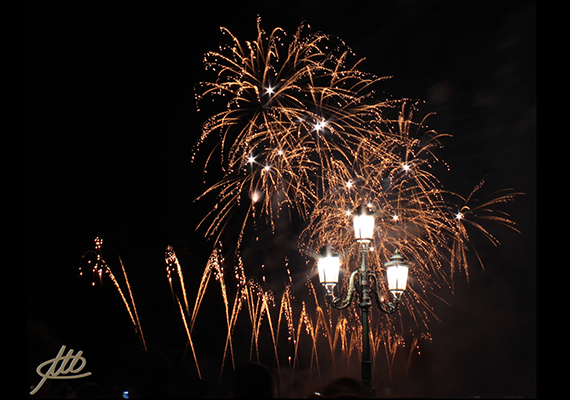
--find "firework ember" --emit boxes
[189,18,521,387]
[80,238,147,353]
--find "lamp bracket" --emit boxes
[326,270,359,310]
[325,270,400,314]
[369,272,400,314]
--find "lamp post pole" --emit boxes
[317,210,410,397]
[359,242,373,389]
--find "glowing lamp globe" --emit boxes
[385,250,409,301]
[318,255,341,295]
[353,214,375,242]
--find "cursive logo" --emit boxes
[30,345,92,395]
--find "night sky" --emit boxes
[28,1,536,397]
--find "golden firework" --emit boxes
[187,18,521,387]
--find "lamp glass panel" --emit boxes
[387,264,408,293]
[353,215,375,241]
[318,256,340,285]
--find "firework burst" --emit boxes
[193,18,400,244]
[187,18,521,385]
[194,18,519,273]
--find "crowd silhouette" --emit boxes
[29,318,395,398]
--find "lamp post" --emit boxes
[317,210,410,396]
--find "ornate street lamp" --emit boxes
[317,250,341,296]
[317,209,410,395]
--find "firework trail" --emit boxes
[118,256,147,353]
[79,237,147,352]
[176,295,201,379]
[164,245,206,378]
[165,245,190,313]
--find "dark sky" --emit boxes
[28,1,536,397]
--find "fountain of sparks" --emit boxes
[79,237,147,353]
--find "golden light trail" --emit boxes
[119,256,147,353]
[80,238,147,353]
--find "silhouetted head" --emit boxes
[232,362,274,398]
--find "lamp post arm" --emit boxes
[369,272,399,314]
[326,270,359,310]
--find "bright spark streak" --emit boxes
[314,121,326,131]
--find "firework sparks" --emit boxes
[80,238,147,352]
[186,18,521,386]
[165,245,190,314]
[193,18,398,244]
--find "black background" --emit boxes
[28,1,536,397]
